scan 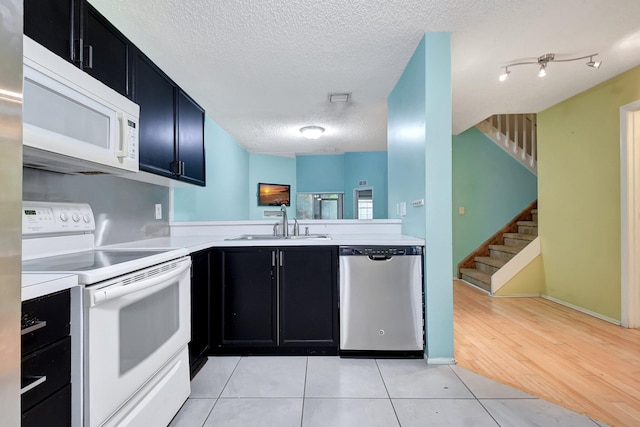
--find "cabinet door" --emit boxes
[220,248,276,346]
[177,90,206,186]
[24,0,78,63]
[82,4,130,97]
[189,251,210,374]
[132,49,177,178]
[279,247,338,347]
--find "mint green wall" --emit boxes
[249,153,297,220]
[344,152,388,219]
[173,116,249,220]
[296,155,344,192]
[452,128,537,275]
[387,33,454,361]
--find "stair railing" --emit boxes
[477,114,537,175]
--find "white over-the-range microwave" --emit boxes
[23,36,140,175]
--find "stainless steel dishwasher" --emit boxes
[339,246,424,356]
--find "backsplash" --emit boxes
[23,168,170,245]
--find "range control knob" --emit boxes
[83,214,91,223]
[59,212,69,222]
[72,213,80,222]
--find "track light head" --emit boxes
[499,67,510,82]
[538,64,547,78]
[586,56,602,69]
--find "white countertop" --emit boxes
[104,234,425,254]
[22,273,79,301]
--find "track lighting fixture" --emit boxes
[498,52,601,81]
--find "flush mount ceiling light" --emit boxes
[499,52,601,81]
[300,126,325,140]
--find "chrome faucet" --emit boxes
[281,204,288,237]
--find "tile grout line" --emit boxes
[300,356,308,427]
[200,356,243,426]
[375,359,402,427]
[448,365,503,427]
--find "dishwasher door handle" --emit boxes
[368,255,392,261]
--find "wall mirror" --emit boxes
[296,193,343,219]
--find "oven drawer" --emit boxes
[22,383,71,427]
[21,335,71,412]
[22,289,70,355]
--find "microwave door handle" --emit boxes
[91,259,191,306]
[116,112,129,159]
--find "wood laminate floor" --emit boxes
[454,280,640,427]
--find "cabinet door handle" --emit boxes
[21,320,46,336]
[21,376,47,395]
[85,44,94,69]
[279,252,284,267]
[272,251,276,267]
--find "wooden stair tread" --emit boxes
[503,232,536,241]
[531,209,537,214]
[460,268,491,284]
[488,244,521,254]
[517,220,538,226]
[475,256,506,268]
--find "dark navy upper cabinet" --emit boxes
[24,0,79,63]
[132,50,177,180]
[82,4,130,97]
[132,51,206,186]
[177,90,206,186]
[24,0,206,187]
[25,0,130,97]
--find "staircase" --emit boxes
[459,203,538,293]
[477,114,537,175]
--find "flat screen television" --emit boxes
[257,182,290,206]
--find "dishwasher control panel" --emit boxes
[339,246,423,256]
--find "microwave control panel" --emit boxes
[125,118,138,161]
[22,201,95,235]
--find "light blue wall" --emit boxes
[387,33,454,361]
[249,153,297,220]
[297,152,388,219]
[452,127,537,275]
[387,38,426,237]
[344,152,388,219]
[173,116,249,220]
[296,155,344,192]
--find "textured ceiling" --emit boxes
[89,0,640,156]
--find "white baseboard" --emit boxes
[492,293,542,298]
[424,356,456,365]
[541,294,621,325]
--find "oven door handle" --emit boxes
[91,259,191,306]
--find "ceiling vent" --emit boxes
[329,93,350,103]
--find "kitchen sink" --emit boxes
[225,234,331,241]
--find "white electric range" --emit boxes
[22,201,191,427]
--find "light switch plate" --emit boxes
[155,204,162,220]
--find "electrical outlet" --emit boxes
[155,204,162,220]
[459,206,465,215]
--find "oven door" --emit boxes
[84,257,191,427]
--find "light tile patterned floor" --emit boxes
[170,356,609,427]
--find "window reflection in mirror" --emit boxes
[296,193,343,219]
[355,188,373,219]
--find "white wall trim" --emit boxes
[492,293,542,298]
[542,294,621,326]
[620,100,640,328]
[424,356,457,365]
[491,237,540,294]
